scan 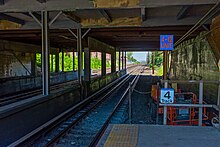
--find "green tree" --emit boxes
[127,52,133,61]
[36,53,41,67]
[154,52,163,66]
[127,52,140,64]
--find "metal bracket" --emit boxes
[68,28,78,39]
[29,11,42,27]
[82,28,91,39]
[49,11,62,26]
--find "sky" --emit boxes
[132,52,147,62]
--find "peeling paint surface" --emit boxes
[81,17,141,27]
[0,52,33,78]
[88,37,115,54]
[0,20,21,30]
[93,0,139,8]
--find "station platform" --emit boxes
[98,124,220,147]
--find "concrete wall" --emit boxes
[0,71,79,97]
[169,32,219,104]
[210,16,220,61]
[0,51,34,78]
[0,39,59,79]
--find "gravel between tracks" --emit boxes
[128,67,160,124]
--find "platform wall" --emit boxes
[0,51,34,78]
[0,87,81,146]
[0,71,79,97]
[170,32,219,104]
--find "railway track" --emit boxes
[14,65,143,147]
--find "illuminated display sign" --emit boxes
[160,35,174,50]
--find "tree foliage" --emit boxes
[36,52,111,72]
[154,52,163,66]
[126,52,139,63]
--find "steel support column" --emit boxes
[31,53,36,76]
[118,49,121,71]
[73,50,75,71]
[61,49,64,72]
[84,48,91,81]
[111,49,116,73]
[77,28,83,87]
[218,81,220,129]
[122,51,124,69]
[101,52,106,76]
[50,54,53,72]
[163,81,168,125]
[199,81,203,126]
[41,10,50,95]
[152,52,154,74]
[167,51,170,71]
[147,52,150,65]
[124,51,127,69]
[163,51,168,79]
[55,52,59,72]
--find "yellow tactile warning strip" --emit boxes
[104,124,139,147]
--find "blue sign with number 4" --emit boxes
[160,88,174,104]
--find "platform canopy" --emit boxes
[0,0,218,51]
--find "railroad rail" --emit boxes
[89,65,143,147]
[11,65,143,147]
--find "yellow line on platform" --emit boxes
[104,124,139,147]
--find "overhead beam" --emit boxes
[37,0,47,3]
[64,12,81,23]
[177,6,191,20]
[0,13,25,25]
[120,48,160,51]
[22,12,41,21]
[0,0,217,13]
[88,37,115,54]
[140,0,218,7]
[98,9,112,22]
[110,41,159,48]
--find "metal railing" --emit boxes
[160,80,220,129]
